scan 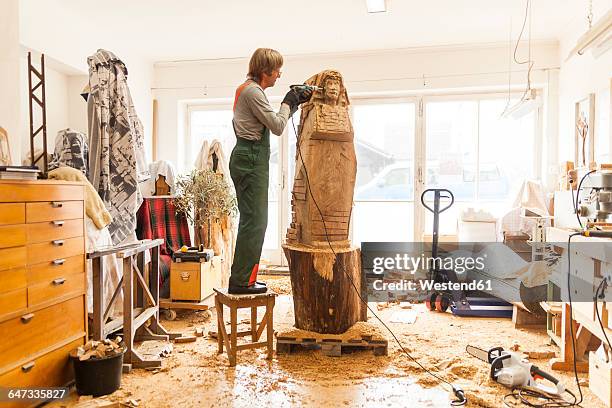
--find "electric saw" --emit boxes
[466,345,565,395]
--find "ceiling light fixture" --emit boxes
[566,7,612,61]
[366,0,386,13]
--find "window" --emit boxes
[189,107,280,252]
[189,109,235,167]
[352,103,416,244]
[425,97,538,235]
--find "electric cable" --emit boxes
[594,279,612,352]
[513,0,535,102]
[503,387,577,408]
[566,233,584,405]
[574,170,597,229]
[289,115,467,406]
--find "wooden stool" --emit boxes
[214,288,276,366]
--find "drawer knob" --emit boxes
[52,258,66,265]
[53,277,66,285]
[21,313,34,324]
[52,220,65,227]
[180,271,191,281]
[51,202,63,208]
[21,362,35,373]
[52,239,65,246]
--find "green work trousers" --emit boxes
[228,129,270,287]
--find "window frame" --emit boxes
[185,88,543,257]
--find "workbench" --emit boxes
[545,227,612,374]
[88,239,179,370]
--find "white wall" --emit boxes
[0,0,21,164]
[557,0,612,165]
[153,42,561,172]
[19,0,154,165]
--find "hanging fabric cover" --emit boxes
[48,128,89,176]
[87,49,149,244]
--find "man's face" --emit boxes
[261,67,281,88]
[324,78,340,102]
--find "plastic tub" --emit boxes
[70,347,125,397]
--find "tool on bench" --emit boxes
[421,188,513,317]
[172,245,214,263]
[466,345,566,395]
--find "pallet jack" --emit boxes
[421,188,513,317]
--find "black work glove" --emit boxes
[282,88,313,114]
[296,88,313,104]
[282,89,300,114]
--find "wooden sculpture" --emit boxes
[283,70,365,334]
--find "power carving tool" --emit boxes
[466,345,565,395]
[290,84,323,93]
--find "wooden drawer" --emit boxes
[0,246,26,271]
[0,183,84,203]
[26,219,83,244]
[0,338,82,405]
[26,201,83,223]
[0,267,26,294]
[0,296,85,370]
[0,203,25,225]
[27,237,84,266]
[28,255,84,286]
[28,272,85,308]
[0,225,26,249]
[0,288,27,319]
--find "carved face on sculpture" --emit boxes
[302,70,348,108]
[324,78,341,104]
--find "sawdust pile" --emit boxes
[260,275,292,295]
[277,321,385,341]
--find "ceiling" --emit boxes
[21,0,590,64]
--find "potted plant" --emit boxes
[174,169,237,246]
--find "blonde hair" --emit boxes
[248,48,283,80]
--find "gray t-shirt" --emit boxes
[232,81,293,141]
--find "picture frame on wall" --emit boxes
[0,127,11,166]
[575,93,595,168]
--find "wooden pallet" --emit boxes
[276,334,388,357]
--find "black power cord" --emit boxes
[503,387,577,408]
[594,278,612,354]
[289,116,467,406]
[566,233,584,406]
[574,170,597,229]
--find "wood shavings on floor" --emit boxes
[278,321,385,342]
[48,276,606,408]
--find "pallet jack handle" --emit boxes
[420,188,454,214]
[420,188,454,260]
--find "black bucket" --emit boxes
[70,347,125,397]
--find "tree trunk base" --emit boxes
[283,244,366,334]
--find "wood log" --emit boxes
[283,244,365,334]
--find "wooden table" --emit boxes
[88,239,179,369]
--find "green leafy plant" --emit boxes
[174,170,237,242]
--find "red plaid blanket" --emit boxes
[136,197,191,283]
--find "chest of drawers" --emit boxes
[0,180,87,407]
